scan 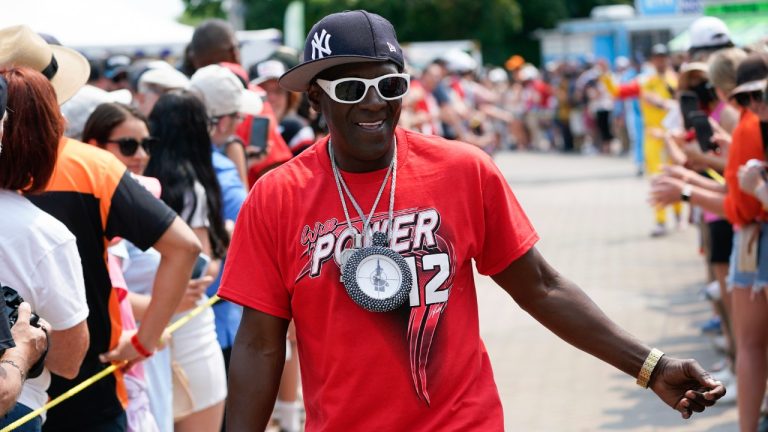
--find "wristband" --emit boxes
[683,130,696,142]
[636,348,664,388]
[0,359,25,381]
[130,334,154,358]
[681,184,693,202]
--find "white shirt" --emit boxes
[0,191,89,412]
[181,181,209,229]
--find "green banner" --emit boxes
[704,1,768,15]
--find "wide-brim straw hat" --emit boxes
[0,25,90,104]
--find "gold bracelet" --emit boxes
[636,348,664,388]
[0,359,25,381]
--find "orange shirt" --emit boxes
[28,139,176,428]
[723,109,766,226]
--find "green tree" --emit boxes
[179,0,227,26]
[181,0,631,66]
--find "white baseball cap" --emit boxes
[487,67,508,83]
[442,49,477,73]
[188,64,263,118]
[251,60,287,85]
[518,64,539,81]
[138,67,190,92]
[61,85,132,139]
[689,16,733,51]
[679,61,709,76]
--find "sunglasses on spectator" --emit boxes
[106,137,157,157]
[316,73,410,104]
[733,90,764,107]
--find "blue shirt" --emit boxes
[208,150,247,348]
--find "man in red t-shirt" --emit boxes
[219,10,725,431]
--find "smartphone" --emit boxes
[248,116,270,158]
[679,91,700,130]
[191,253,211,279]
[689,111,714,153]
[761,121,768,161]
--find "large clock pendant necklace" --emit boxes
[329,139,412,312]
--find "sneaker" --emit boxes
[700,316,723,335]
[650,224,668,238]
[703,280,722,301]
[711,335,729,353]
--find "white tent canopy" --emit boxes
[0,0,193,56]
[0,0,282,64]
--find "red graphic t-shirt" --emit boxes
[219,127,538,431]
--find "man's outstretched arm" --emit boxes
[226,307,289,431]
[492,247,725,418]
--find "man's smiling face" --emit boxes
[309,61,402,173]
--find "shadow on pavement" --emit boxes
[598,281,737,431]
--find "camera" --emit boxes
[3,285,40,329]
[1,284,48,379]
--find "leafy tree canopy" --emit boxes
[181,0,631,65]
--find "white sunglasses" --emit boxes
[316,73,410,104]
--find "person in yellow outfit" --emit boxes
[601,44,680,236]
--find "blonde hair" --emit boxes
[708,47,747,94]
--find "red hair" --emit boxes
[0,67,64,193]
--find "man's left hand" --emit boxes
[649,357,726,419]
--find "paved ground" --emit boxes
[477,151,738,431]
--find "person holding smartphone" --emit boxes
[252,59,316,157]
[143,91,230,432]
[186,20,293,188]
[651,53,768,432]
[188,64,263,188]
[82,101,217,432]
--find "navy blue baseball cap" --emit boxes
[279,10,404,92]
[0,75,7,119]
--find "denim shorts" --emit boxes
[0,403,41,432]
[727,223,768,293]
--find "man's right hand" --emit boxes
[8,302,48,369]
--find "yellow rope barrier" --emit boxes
[165,295,220,335]
[0,295,221,432]
[705,168,725,185]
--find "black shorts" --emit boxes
[708,220,734,264]
[596,110,613,142]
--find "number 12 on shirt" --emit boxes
[405,253,450,307]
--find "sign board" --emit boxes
[635,0,702,14]
[635,0,677,15]
[704,1,768,15]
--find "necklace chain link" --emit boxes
[329,139,397,247]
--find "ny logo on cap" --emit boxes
[311,29,332,60]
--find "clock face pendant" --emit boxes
[341,245,412,312]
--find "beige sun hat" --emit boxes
[0,25,90,104]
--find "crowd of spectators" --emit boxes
[0,10,765,432]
